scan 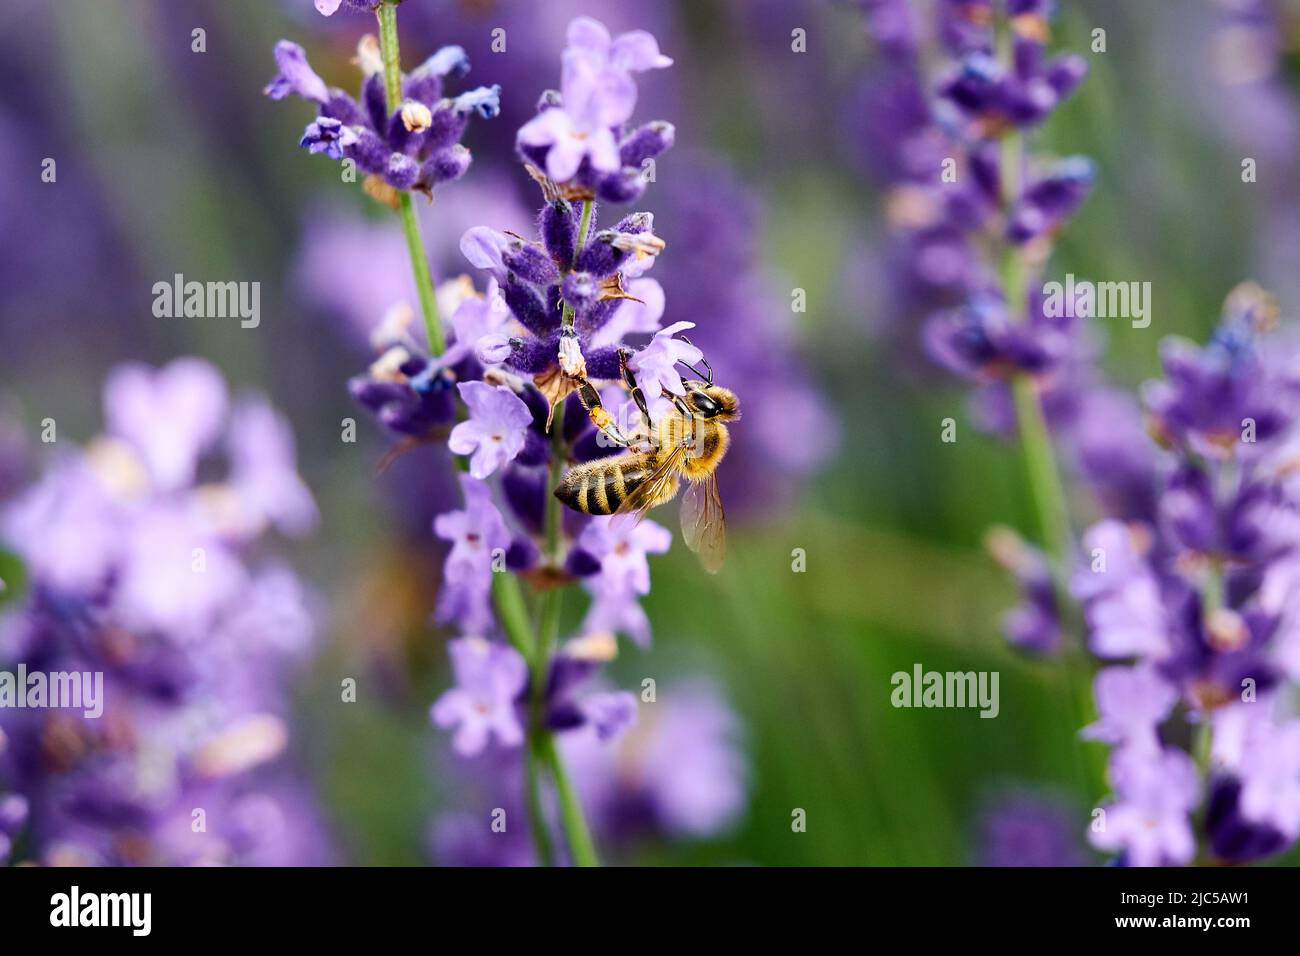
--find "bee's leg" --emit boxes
[617,347,654,437]
[676,335,713,386]
[575,377,632,449]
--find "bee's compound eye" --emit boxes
[693,393,719,416]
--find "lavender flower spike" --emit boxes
[516,16,674,203]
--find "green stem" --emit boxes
[522,206,601,866]
[492,571,535,665]
[995,2,1097,794]
[994,6,1072,592]
[377,0,553,866]
[524,739,555,867]
[541,733,599,866]
[376,2,444,354]
[560,200,594,331]
[1010,376,1072,577]
[524,422,602,866]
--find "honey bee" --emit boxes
[553,344,738,573]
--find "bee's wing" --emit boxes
[681,473,726,573]
[610,443,686,533]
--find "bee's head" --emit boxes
[685,383,741,421]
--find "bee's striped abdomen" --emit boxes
[554,454,648,515]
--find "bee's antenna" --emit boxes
[676,335,714,385]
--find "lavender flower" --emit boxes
[1089,746,1200,867]
[448,382,533,479]
[432,474,510,635]
[266,36,498,197]
[572,516,672,648]
[560,679,748,841]
[314,0,392,15]
[974,791,1087,866]
[431,637,528,757]
[309,9,747,867]
[1080,665,1178,752]
[460,209,666,391]
[0,359,330,866]
[626,321,702,398]
[516,17,673,203]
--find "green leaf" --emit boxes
[0,548,26,609]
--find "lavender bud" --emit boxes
[383,153,421,191]
[322,93,364,126]
[505,537,540,572]
[424,144,471,185]
[575,231,628,278]
[596,169,647,204]
[504,239,561,286]
[362,72,388,135]
[418,105,468,152]
[541,200,578,270]
[1046,54,1088,98]
[502,277,557,336]
[345,128,390,174]
[615,211,654,234]
[504,334,559,374]
[619,121,676,168]
[562,272,597,312]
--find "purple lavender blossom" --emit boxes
[1071,520,1172,661]
[459,209,667,384]
[431,638,528,757]
[1143,283,1295,460]
[626,321,702,398]
[266,35,498,196]
[432,475,511,635]
[448,382,534,479]
[571,516,672,648]
[1090,746,1200,867]
[103,357,228,493]
[974,791,1088,866]
[560,679,748,840]
[1080,665,1178,752]
[0,359,330,866]
[516,17,674,203]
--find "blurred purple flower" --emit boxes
[1090,746,1199,867]
[974,791,1087,866]
[431,638,528,757]
[103,358,227,492]
[561,679,747,840]
[227,397,319,538]
[1080,665,1178,752]
[0,359,330,866]
[573,516,671,647]
[433,475,511,635]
